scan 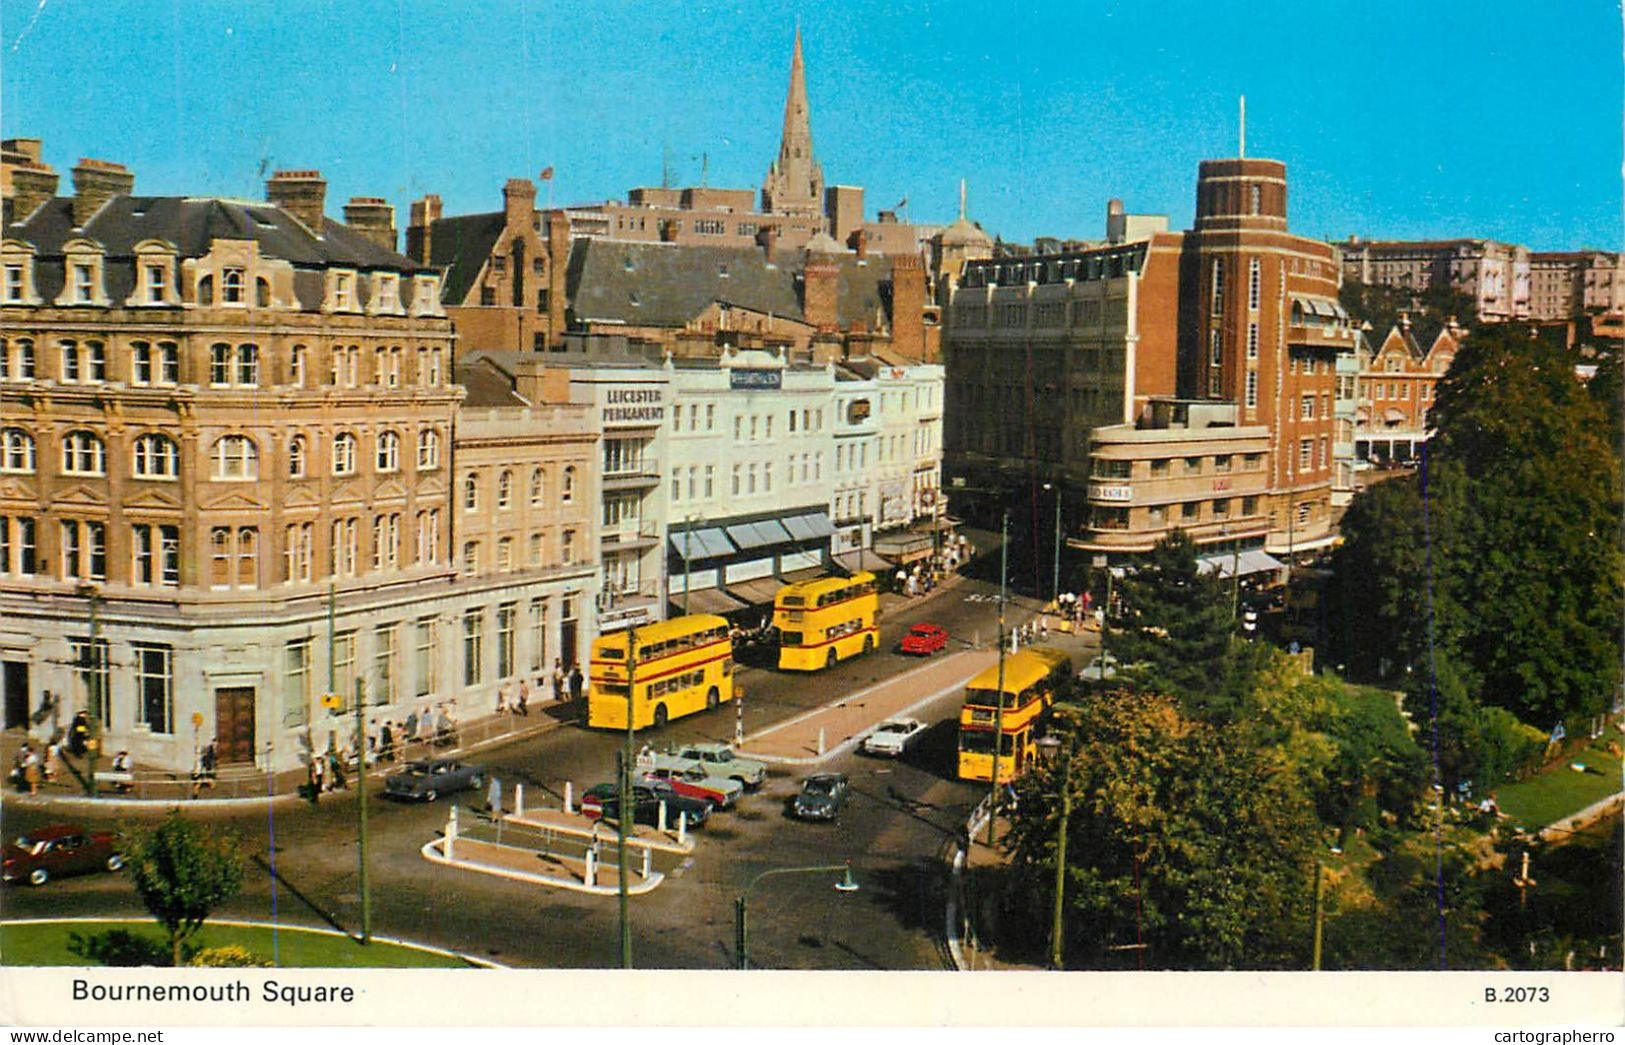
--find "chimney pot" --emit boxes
[70,157,134,227]
[343,196,397,252]
[266,169,328,234]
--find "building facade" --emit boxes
[1337,237,1533,322]
[1352,316,1461,465]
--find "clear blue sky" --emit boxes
[2,0,1619,251]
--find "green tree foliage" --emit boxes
[1340,280,1478,344]
[1329,323,1623,727]
[1106,530,1255,720]
[122,812,245,967]
[1007,692,1319,969]
[1322,843,1496,970]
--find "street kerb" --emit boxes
[422,808,687,896]
[738,647,999,763]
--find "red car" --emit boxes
[3,824,122,886]
[899,623,948,655]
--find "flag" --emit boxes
[539,167,554,181]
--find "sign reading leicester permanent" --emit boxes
[729,368,782,391]
[603,386,664,425]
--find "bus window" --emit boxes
[781,631,804,647]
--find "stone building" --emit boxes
[1352,315,1462,465]
[0,157,509,775]
[1336,237,1532,322]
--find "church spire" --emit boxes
[762,26,824,216]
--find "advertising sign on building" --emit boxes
[729,368,782,391]
[1090,484,1133,503]
[603,386,664,425]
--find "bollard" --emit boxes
[642,846,652,880]
[584,847,596,888]
[515,783,525,817]
[563,781,572,813]
[446,804,459,860]
[658,800,668,833]
[677,811,687,845]
[817,728,826,756]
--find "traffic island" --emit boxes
[420,798,693,895]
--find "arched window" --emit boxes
[416,429,440,470]
[61,430,107,476]
[332,432,357,475]
[562,465,576,503]
[197,273,214,305]
[463,472,479,511]
[497,470,513,510]
[221,266,244,304]
[211,435,258,480]
[131,433,179,479]
[256,276,272,308]
[0,428,36,473]
[288,435,307,478]
[376,431,400,473]
[529,467,544,506]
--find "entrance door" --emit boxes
[213,687,256,765]
[3,662,27,730]
[560,621,579,670]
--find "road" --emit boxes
[1,578,1085,969]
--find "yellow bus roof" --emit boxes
[774,570,875,604]
[965,647,1071,694]
[592,613,729,653]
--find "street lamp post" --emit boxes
[618,622,638,969]
[985,510,1009,847]
[735,863,859,970]
[1036,726,1075,971]
[1042,482,1062,603]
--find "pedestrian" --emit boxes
[496,684,508,716]
[379,720,396,762]
[328,747,347,791]
[200,739,217,788]
[310,752,325,795]
[69,710,89,756]
[552,659,566,703]
[43,739,60,782]
[568,664,584,705]
[22,746,39,795]
[516,681,530,717]
[486,774,502,815]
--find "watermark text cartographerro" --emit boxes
[1492,1033,1615,1044]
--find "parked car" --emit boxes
[383,759,485,802]
[862,717,927,757]
[639,765,744,809]
[580,782,711,828]
[898,623,949,655]
[3,824,122,886]
[792,773,850,822]
[654,742,767,790]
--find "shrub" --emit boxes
[190,944,272,968]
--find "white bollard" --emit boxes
[514,783,525,817]
[817,728,826,756]
[446,804,459,860]
[563,781,573,813]
[584,847,596,888]
[658,800,668,833]
[677,811,687,845]
[642,846,652,880]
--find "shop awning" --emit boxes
[1292,295,1348,321]
[1198,549,1287,579]
[782,511,835,541]
[779,566,825,586]
[834,549,891,574]
[668,527,736,560]
[726,577,784,607]
[1383,407,1407,423]
[726,519,793,550]
[676,587,748,615]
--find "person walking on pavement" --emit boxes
[486,774,502,815]
[21,745,40,795]
[69,710,89,757]
[552,659,566,703]
[379,720,396,762]
[568,664,584,706]
[516,681,530,717]
[309,751,325,797]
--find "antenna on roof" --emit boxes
[958,178,967,221]
[662,144,671,190]
[1239,95,1246,158]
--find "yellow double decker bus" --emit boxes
[956,646,1071,783]
[586,614,735,730]
[773,571,880,671]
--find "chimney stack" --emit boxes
[266,169,328,234]
[70,158,133,228]
[343,196,397,252]
[406,194,443,264]
[8,163,59,221]
[502,178,537,232]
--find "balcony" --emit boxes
[600,521,662,551]
[603,468,660,492]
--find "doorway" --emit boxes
[3,662,27,730]
[213,687,256,765]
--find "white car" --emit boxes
[862,717,927,757]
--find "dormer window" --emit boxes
[411,274,444,317]
[72,264,95,303]
[372,273,401,314]
[3,265,23,303]
[221,267,245,304]
[330,270,358,312]
[146,263,167,303]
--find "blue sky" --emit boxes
[2,0,1619,250]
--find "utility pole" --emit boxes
[683,523,692,616]
[1311,862,1326,970]
[617,623,638,969]
[1230,532,1241,622]
[985,511,1009,847]
[1050,729,1073,970]
[355,677,370,944]
[327,583,337,714]
[85,588,103,798]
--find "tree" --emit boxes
[1006,691,1319,969]
[122,812,245,966]
[1106,530,1255,720]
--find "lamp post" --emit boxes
[1036,726,1075,971]
[1042,482,1062,603]
[734,862,859,970]
[985,510,1009,847]
[617,622,638,969]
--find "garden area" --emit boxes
[0,919,472,968]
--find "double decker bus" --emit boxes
[586,614,735,730]
[773,571,880,671]
[956,646,1071,783]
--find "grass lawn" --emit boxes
[0,920,472,968]
[1493,729,1624,831]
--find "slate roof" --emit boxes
[565,238,899,330]
[426,211,506,305]
[7,194,426,308]
[454,355,530,408]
